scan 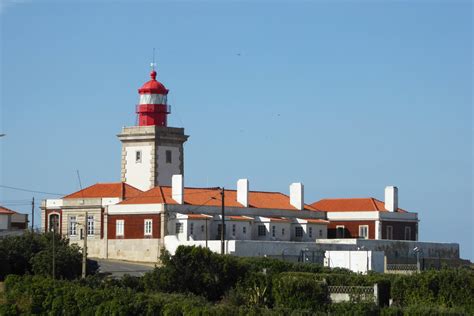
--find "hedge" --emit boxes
[272,272,329,311]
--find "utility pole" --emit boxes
[220,187,225,255]
[205,217,208,249]
[31,197,35,232]
[52,225,56,279]
[81,211,88,279]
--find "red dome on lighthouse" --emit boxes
[138,70,169,95]
[136,69,171,127]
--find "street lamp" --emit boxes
[413,246,422,273]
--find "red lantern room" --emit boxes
[136,70,170,126]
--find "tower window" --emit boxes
[135,150,142,163]
[166,150,172,163]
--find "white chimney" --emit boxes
[237,179,249,207]
[384,186,398,212]
[290,182,304,210]
[172,174,184,204]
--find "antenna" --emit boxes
[150,48,156,71]
[76,170,83,191]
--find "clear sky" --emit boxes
[1,1,472,259]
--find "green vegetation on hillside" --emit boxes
[1,244,473,315]
[0,232,98,281]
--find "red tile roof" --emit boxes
[265,217,291,223]
[63,183,142,199]
[227,215,254,221]
[310,198,408,213]
[187,214,213,220]
[120,186,319,211]
[305,219,330,224]
[0,206,16,215]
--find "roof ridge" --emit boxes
[370,198,380,210]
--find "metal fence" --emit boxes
[328,285,376,303]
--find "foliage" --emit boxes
[272,272,329,311]
[143,246,248,301]
[391,268,474,312]
[0,231,98,280]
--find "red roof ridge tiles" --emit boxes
[310,197,408,213]
[0,206,17,215]
[63,182,143,199]
[118,185,319,211]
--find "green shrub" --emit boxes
[328,302,379,315]
[272,272,329,311]
[0,231,97,280]
[143,246,248,301]
[391,269,474,312]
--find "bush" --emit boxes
[391,269,474,312]
[0,232,97,280]
[328,302,380,315]
[272,272,329,311]
[143,246,248,301]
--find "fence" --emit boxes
[328,285,377,304]
[385,263,418,274]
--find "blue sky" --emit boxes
[1,1,472,259]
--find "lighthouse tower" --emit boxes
[118,67,189,191]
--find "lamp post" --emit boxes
[413,246,422,273]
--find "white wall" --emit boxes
[226,221,252,240]
[125,144,153,191]
[156,145,181,186]
[324,250,385,274]
[0,214,11,230]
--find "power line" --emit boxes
[0,184,64,196]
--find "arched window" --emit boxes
[49,213,60,233]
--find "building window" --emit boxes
[49,214,59,233]
[359,225,369,239]
[190,223,194,235]
[309,227,313,238]
[135,150,142,163]
[282,228,285,236]
[144,219,152,236]
[217,224,226,237]
[319,229,323,237]
[201,225,205,233]
[258,225,266,237]
[405,226,411,240]
[175,222,183,234]
[232,224,236,236]
[166,150,172,163]
[386,225,393,240]
[116,220,124,237]
[295,227,303,238]
[336,225,345,238]
[243,226,247,234]
[68,216,77,236]
[87,215,94,236]
[272,225,276,237]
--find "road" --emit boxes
[93,258,157,277]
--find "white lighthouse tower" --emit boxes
[117,67,188,191]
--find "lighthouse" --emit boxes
[117,67,189,191]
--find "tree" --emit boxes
[0,231,97,280]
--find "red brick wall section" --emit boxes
[327,221,375,239]
[45,209,62,235]
[381,221,418,241]
[108,214,161,239]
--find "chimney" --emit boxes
[172,174,184,204]
[385,186,398,212]
[290,182,304,210]
[237,179,249,207]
